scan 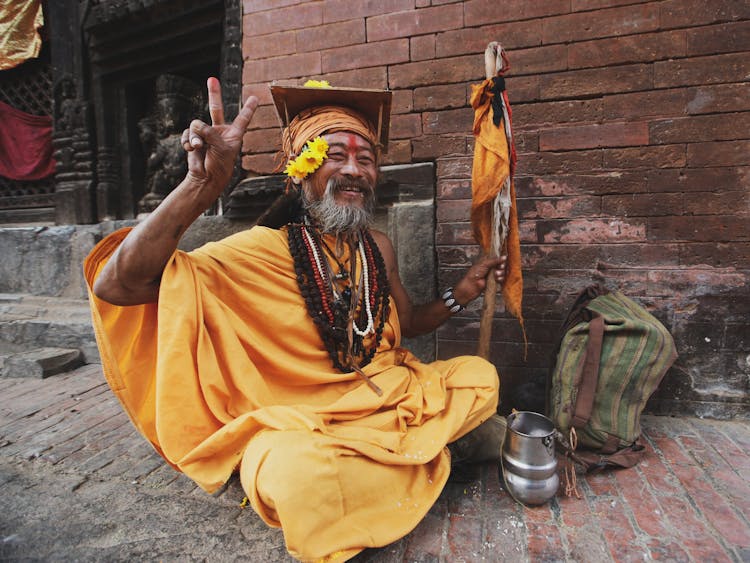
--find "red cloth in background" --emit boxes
[0,99,55,180]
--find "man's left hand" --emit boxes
[453,254,508,306]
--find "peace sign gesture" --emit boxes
[181,77,259,206]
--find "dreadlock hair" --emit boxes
[256,184,305,229]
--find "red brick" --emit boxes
[679,242,750,268]
[413,83,466,111]
[295,19,365,52]
[507,75,541,103]
[568,30,686,70]
[242,52,321,83]
[518,149,603,175]
[648,215,750,242]
[402,512,444,559]
[660,0,750,29]
[242,152,279,175]
[446,515,483,559]
[464,0,569,27]
[437,178,472,200]
[390,113,422,139]
[412,135,468,159]
[538,218,647,244]
[242,30,296,60]
[601,144,686,170]
[686,83,750,114]
[601,193,682,217]
[242,128,281,154]
[242,83,274,106]
[541,64,652,99]
[525,515,565,561]
[242,0,307,12]
[572,0,651,9]
[542,4,659,44]
[589,494,647,561]
[243,3,323,36]
[389,55,483,89]
[246,104,281,130]
[680,433,750,517]
[436,155,472,179]
[513,99,602,127]
[367,4,463,42]
[410,34,436,62]
[321,0,413,24]
[684,191,749,216]
[512,130,538,153]
[659,443,750,547]
[436,20,542,58]
[422,107,473,135]
[391,89,413,115]
[436,199,470,223]
[322,38,409,73]
[510,44,568,75]
[602,89,689,120]
[381,139,411,164]
[654,53,750,88]
[557,494,611,562]
[519,195,601,220]
[321,66,388,89]
[436,221,474,245]
[687,20,750,56]
[650,112,750,145]
[688,140,750,167]
[646,167,750,193]
[523,242,680,270]
[540,121,649,151]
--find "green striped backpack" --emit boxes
[549,285,677,470]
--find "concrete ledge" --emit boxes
[0,347,83,378]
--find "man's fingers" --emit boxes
[207,77,225,126]
[189,119,211,148]
[230,95,259,136]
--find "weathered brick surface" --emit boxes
[240,1,750,417]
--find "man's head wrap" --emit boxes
[282,105,379,157]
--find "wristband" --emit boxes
[441,287,465,314]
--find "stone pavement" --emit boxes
[1,364,748,562]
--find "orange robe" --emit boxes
[84,226,499,562]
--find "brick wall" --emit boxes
[241,0,750,418]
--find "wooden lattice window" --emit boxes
[0,46,55,222]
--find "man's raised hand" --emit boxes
[181,77,259,204]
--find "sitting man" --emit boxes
[86,77,507,562]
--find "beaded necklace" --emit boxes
[287,219,390,386]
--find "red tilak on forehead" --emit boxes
[343,133,360,154]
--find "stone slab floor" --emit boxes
[1,364,748,562]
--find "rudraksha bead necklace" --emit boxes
[287,219,390,374]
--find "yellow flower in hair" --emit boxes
[303,79,331,89]
[284,159,305,180]
[307,136,329,155]
[285,136,329,180]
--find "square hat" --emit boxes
[270,83,392,151]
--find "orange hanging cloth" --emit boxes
[470,43,524,328]
[0,0,44,71]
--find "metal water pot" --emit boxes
[501,411,559,506]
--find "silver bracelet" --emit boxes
[441,287,465,314]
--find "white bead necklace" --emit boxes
[352,237,374,337]
[303,226,374,337]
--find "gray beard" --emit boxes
[304,179,374,234]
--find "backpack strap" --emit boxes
[570,441,646,471]
[571,313,604,428]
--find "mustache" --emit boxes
[328,176,374,196]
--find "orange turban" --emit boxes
[282,105,378,157]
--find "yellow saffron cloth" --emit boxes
[84,226,499,562]
[469,78,523,323]
[0,0,44,71]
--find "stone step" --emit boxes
[0,347,84,378]
[0,294,99,363]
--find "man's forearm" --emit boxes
[93,175,215,305]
